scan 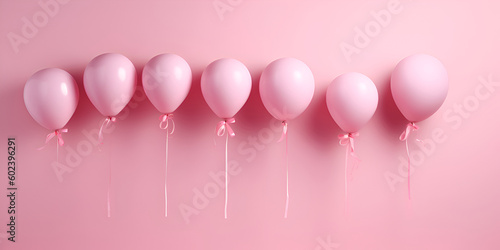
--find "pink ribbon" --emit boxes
[159,114,175,134]
[278,121,289,218]
[338,132,360,214]
[216,118,236,137]
[338,132,359,156]
[216,118,236,219]
[400,122,418,141]
[37,128,68,150]
[160,114,175,217]
[278,121,288,142]
[400,122,418,200]
[107,162,112,218]
[98,116,116,145]
[98,116,116,217]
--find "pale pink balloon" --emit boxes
[143,54,192,114]
[201,58,252,119]
[259,58,315,121]
[391,54,448,122]
[326,72,378,133]
[24,68,79,130]
[83,53,137,117]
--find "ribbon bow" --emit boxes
[98,116,116,144]
[38,128,68,150]
[216,118,236,137]
[338,132,359,155]
[278,121,288,142]
[159,114,175,134]
[399,122,419,141]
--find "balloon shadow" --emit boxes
[176,67,213,131]
[377,71,407,136]
[237,67,273,130]
[63,66,97,133]
[305,86,339,150]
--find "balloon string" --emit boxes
[399,122,418,200]
[344,142,349,214]
[338,132,359,214]
[107,152,111,218]
[405,139,411,200]
[56,141,59,165]
[215,118,235,219]
[159,114,174,217]
[165,130,169,217]
[284,122,289,218]
[225,131,228,219]
[98,118,116,218]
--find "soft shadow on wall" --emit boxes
[238,66,274,130]
[376,70,408,138]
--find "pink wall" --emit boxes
[1,0,499,249]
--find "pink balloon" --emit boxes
[201,58,252,119]
[83,53,137,117]
[143,54,192,114]
[259,58,315,121]
[326,72,379,133]
[24,68,79,131]
[391,54,448,122]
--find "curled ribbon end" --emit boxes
[284,194,289,218]
[159,114,175,134]
[226,118,236,137]
[55,129,68,146]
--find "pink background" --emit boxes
[1,0,500,249]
